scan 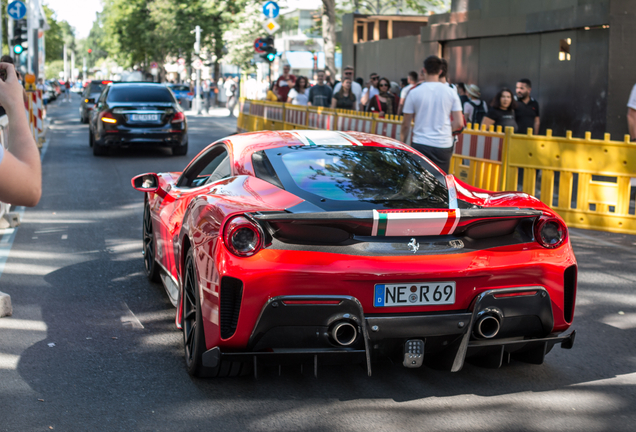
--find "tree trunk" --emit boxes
[321,0,337,76]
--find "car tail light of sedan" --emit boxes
[223,215,264,257]
[534,216,567,249]
[100,112,117,124]
[171,111,185,123]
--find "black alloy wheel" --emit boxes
[172,141,188,156]
[182,247,249,378]
[143,200,161,282]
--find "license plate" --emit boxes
[374,282,456,307]
[131,114,159,122]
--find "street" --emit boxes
[1,96,636,432]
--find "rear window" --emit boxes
[107,86,175,103]
[89,82,106,93]
[261,146,449,210]
[169,85,190,92]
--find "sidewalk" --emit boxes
[184,106,239,131]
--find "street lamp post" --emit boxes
[193,25,202,115]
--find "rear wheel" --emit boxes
[92,143,108,156]
[89,128,94,147]
[143,200,161,282]
[182,248,249,378]
[172,141,188,156]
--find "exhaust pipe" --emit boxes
[474,314,501,339]
[330,321,357,346]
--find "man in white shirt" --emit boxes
[359,72,379,110]
[333,65,362,110]
[628,84,636,141]
[398,71,418,115]
[400,56,464,174]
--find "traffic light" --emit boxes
[260,36,277,63]
[11,20,28,55]
[88,49,92,54]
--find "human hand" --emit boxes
[0,63,25,116]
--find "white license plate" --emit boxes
[131,114,159,122]
[374,282,456,307]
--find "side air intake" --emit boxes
[220,277,243,339]
[563,265,577,323]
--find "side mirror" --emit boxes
[131,173,160,193]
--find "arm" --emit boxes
[331,97,337,109]
[533,116,540,135]
[307,87,313,106]
[451,110,464,132]
[0,63,42,207]
[628,108,636,140]
[481,116,495,129]
[360,88,369,107]
[400,113,413,143]
[397,97,406,116]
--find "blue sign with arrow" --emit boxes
[7,0,26,20]
[262,1,279,19]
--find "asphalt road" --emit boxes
[1,95,636,432]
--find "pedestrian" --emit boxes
[217,77,227,107]
[360,72,379,110]
[276,64,296,104]
[207,80,217,113]
[65,80,71,102]
[628,83,636,141]
[515,78,540,134]
[482,88,518,132]
[463,84,488,128]
[287,76,309,106]
[266,82,280,101]
[333,66,362,109]
[225,77,238,117]
[398,71,418,115]
[307,70,332,107]
[456,83,470,107]
[400,55,464,174]
[355,77,364,88]
[0,62,41,207]
[439,59,456,91]
[331,77,357,110]
[366,77,396,117]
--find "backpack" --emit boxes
[467,100,486,125]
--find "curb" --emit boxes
[0,291,12,317]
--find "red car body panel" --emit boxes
[137,130,577,372]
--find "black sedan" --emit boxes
[89,83,188,156]
[79,80,111,123]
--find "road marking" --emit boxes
[0,318,48,331]
[571,372,636,387]
[0,353,20,370]
[120,302,144,329]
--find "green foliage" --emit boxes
[43,5,75,62]
[223,2,263,72]
[45,59,64,80]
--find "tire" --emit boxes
[143,200,161,283]
[92,143,108,156]
[172,141,188,156]
[89,128,94,147]
[182,248,249,378]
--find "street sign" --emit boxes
[262,1,279,19]
[254,38,266,53]
[192,59,203,70]
[7,1,26,20]
[177,58,185,66]
[263,19,280,35]
[150,61,158,69]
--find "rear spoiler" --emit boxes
[250,208,543,243]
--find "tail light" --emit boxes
[100,112,117,124]
[187,92,194,96]
[534,216,567,249]
[171,111,185,123]
[223,215,263,257]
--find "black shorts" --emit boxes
[411,142,454,174]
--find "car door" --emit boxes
[154,143,232,280]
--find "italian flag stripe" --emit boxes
[372,209,461,237]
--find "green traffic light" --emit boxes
[266,52,275,62]
[13,45,23,55]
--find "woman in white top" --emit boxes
[287,76,309,106]
[0,62,41,206]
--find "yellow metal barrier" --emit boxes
[236,99,636,235]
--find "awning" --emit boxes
[284,51,325,70]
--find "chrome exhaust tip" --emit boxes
[474,314,501,339]
[331,321,357,346]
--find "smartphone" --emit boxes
[0,69,6,82]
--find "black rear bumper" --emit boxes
[202,288,576,376]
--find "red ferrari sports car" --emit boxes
[132,130,577,378]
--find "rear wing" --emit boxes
[250,208,543,244]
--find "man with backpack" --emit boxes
[463,84,488,128]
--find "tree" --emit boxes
[42,5,75,62]
[322,0,337,76]
[223,2,263,73]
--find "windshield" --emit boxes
[89,82,107,94]
[169,85,190,92]
[107,86,175,103]
[263,146,448,210]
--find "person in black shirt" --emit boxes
[515,78,540,134]
[482,88,518,132]
[331,77,357,110]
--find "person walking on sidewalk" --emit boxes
[225,77,238,117]
[400,56,463,174]
[0,62,41,207]
[307,70,332,107]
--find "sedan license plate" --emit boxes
[131,114,159,122]
[374,282,455,307]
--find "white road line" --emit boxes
[0,353,20,370]
[120,302,144,329]
[0,318,48,331]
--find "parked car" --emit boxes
[89,82,188,156]
[79,80,111,123]
[131,129,577,378]
[166,84,194,109]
